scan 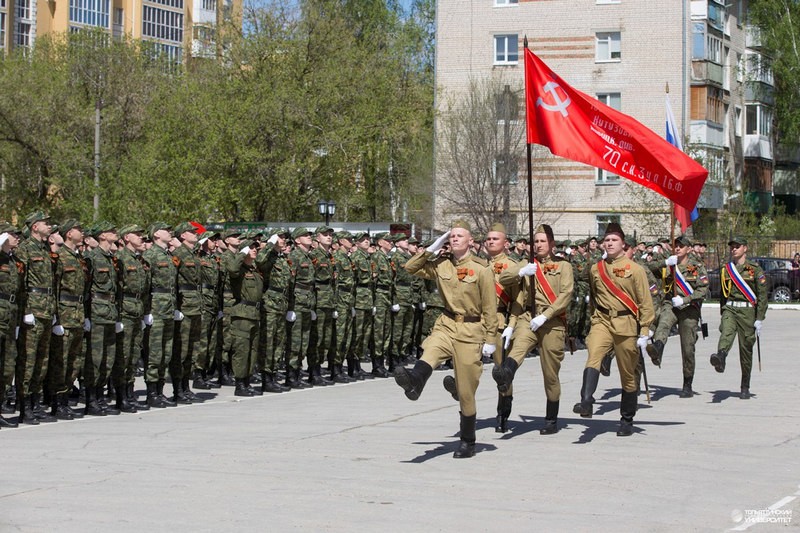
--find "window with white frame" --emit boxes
[706,34,721,63]
[494,0,518,6]
[202,0,215,11]
[595,93,621,184]
[596,214,621,237]
[15,0,30,19]
[0,13,5,49]
[494,34,518,65]
[14,21,31,48]
[595,31,621,62]
[746,104,772,137]
[142,4,183,43]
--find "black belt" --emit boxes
[201,284,216,291]
[240,299,261,309]
[27,287,53,295]
[151,287,174,294]
[91,291,116,302]
[0,292,17,303]
[295,282,313,291]
[376,284,392,291]
[357,283,372,288]
[596,304,633,317]
[123,291,143,300]
[396,281,411,287]
[442,308,481,323]
[59,293,83,303]
[178,284,201,292]
[315,280,331,286]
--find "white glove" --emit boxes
[653,245,661,254]
[665,255,678,267]
[391,304,400,312]
[426,231,451,253]
[0,232,8,247]
[52,324,65,336]
[239,246,251,255]
[333,310,339,319]
[636,335,649,349]
[83,319,92,332]
[173,310,184,321]
[23,314,35,326]
[419,302,426,311]
[143,314,154,326]
[602,251,608,259]
[585,295,590,303]
[518,262,538,277]
[267,233,279,245]
[565,246,572,255]
[115,322,124,333]
[754,320,762,336]
[52,316,58,325]
[198,237,209,246]
[530,314,547,332]
[286,311,297,322]
[141,320,147,330]
[648,330,654,339]
[671,295,684,307]
[481,343,496,357]
[216,311,224,320]
[501,326,514,349]
[351,307,356,318]
[371,306,376,316]
[310,310,317,321]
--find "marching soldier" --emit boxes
[573,223,655,436]
[493,224,572,435]
[349,232,375,380]
[371,232,396,376]
[256,229,291,392]
[285,227,316,389]
[710,236,768,399]
[394,221,498,458]
[332,231,357,383]
[647,235,708,398]
[309,226,336,386]
[0,224,21,428]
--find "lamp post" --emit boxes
[317,199,336,226]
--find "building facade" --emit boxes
[433,0,775,239]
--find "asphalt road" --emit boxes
[1,307,798,532]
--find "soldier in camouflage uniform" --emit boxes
[332,231,357,383]
[370,232,396,377]
[49,220,87,420]
[84,221,123,416]
[227,239,264,396]
[407,237,427,360]
[193,231,222,391]
[16,212,58,424]
[255,229,291,393]
[142,222,178,408]
[115,225,151,412]
[308,226,336,386]
[0,224,21,428]
[568,239,590,350]
[285,228,316,389]
[214,229,241,386]
[391,234,416,365]
[349,232,375,380]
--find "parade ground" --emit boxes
[1,308,798,532]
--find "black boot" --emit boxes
[310,365,333,386]
[1,388,14,414]
[128,383,149,411]
[646,340,664,366]
[205,370,222,389]
[234,378,254,397]
[97,386,120,415]
[51,393,74,420]
[184,377,205,401]
[147,382,168,408]
[616,390,638,436]
[740,374,752,399]
[19,394,39,425]
[347,358,364,381]
[710,349,727,373]
[599,351,614,376]
[495,395,513,433]
[332,364,355,383]
[371,358,389,378]
[116,387,137,413]
[679,376,694,398]
[393,360,433,401]
[33,393,57,422]
[156,381,176,406]
[245,376,262,396]
[84,387,106,416]
[573,367,600,418]
[492,357,518,394]
[443,375,459,401]
[261,372,287,393]
[453,412,477,459]
[219,362,235,386]
[172,378,192,405]
[0,412,17,428]
[63,392,84,418]
[192,369,212,390]
[286,368,311,389]
[540,400,559,435]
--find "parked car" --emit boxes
[706,257,800,302]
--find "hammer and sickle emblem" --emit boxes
[536,81,571,117]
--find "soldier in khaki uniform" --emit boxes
[0,224,21,428]
[573,223,655,437]
[648,235,709,398]
[710,236,768,399]
[493,224,573,434]
[394,221,498,458]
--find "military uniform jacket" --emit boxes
[288,247,316,312]
[333,248,355,306]
[86,246,121,325]
[226,252,264,320]
[198,251,221,315]
[720,259,768,321]
[173,244,202,316]
[16,237,55,320]
[257,245,290,313]
[392,249,415,305]
[350,248,374,310]
[489,252,521,330]
[310,246,336,309]
[0,250,21,334]
[500,256,573,328]
[635,258,664,310]
[143,244,178,320]
[219,249,235,307]
[55,245,88,328]
[373,250,395,305]
[660,257,709,310]
[405,250,498,344]
[589,255,655,337]
[116,247,150,320]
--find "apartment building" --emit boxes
[0,0,240,62]
[433,0,774,238]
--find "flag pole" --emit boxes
[666,82,676,297]
[524,37,537,316]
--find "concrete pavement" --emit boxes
[1,309,798,532]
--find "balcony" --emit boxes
[691,60,724,86]
[744,134,773,161]
[690,120,724,147]
[746,25,762,49]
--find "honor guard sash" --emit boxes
[670,265,694,297]
[596,260,639,317]
[495,283,511,308]
[534,259,568,325]
[723,262,757,305]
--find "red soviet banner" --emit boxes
[524,48,708,211]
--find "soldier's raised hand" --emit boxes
[665,255,678,267]
[426,231,451,253]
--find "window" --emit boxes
[113,7,122,25]
[494,0,518,5]
[494,156,519,185]
[596,214,621,237]
[746,104,772,137]
[201,0,215,11]
[15,0,30,20]
[596,32,621,62]
[69,0,110,28]
[595,93,620,184]
[0,13,5,49]
[14,21,30,48]
[144,0,183,10]
[142,5,183,43]
[706,34,721,63]
[494,34,518,65]
[745,52,774,85]
[708,0,726,30]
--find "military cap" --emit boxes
[515,235,529,243]
[119,224,145,238]
[148,222,172,237]
[489,222,507,234]
[646,241,657,247]
[0,222,20,234]
[291,227,312,239]
[199,230,220,241]
[534,224,555,242]
[94,220,117,235]
[563,239,572,247]
[336,230,353,241]
[658,236,670,244]
[575,238,587,247]
[24,211,50,227]
[315,225,334,235]
[728,236,748,246]
[624,236,637,248]
[273,228,290,237]
[408,236,419,245]
[174,222,195,236]
[604,222,625,240]
[59,219,83,239]
[238,239,255,251]
[420,238,433,248]
[673,235,692,248]
[352,231,369,242]
[391,232,408,243]
[451,219,471,232]
[222,228,241,239]
[374,231,391,242]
